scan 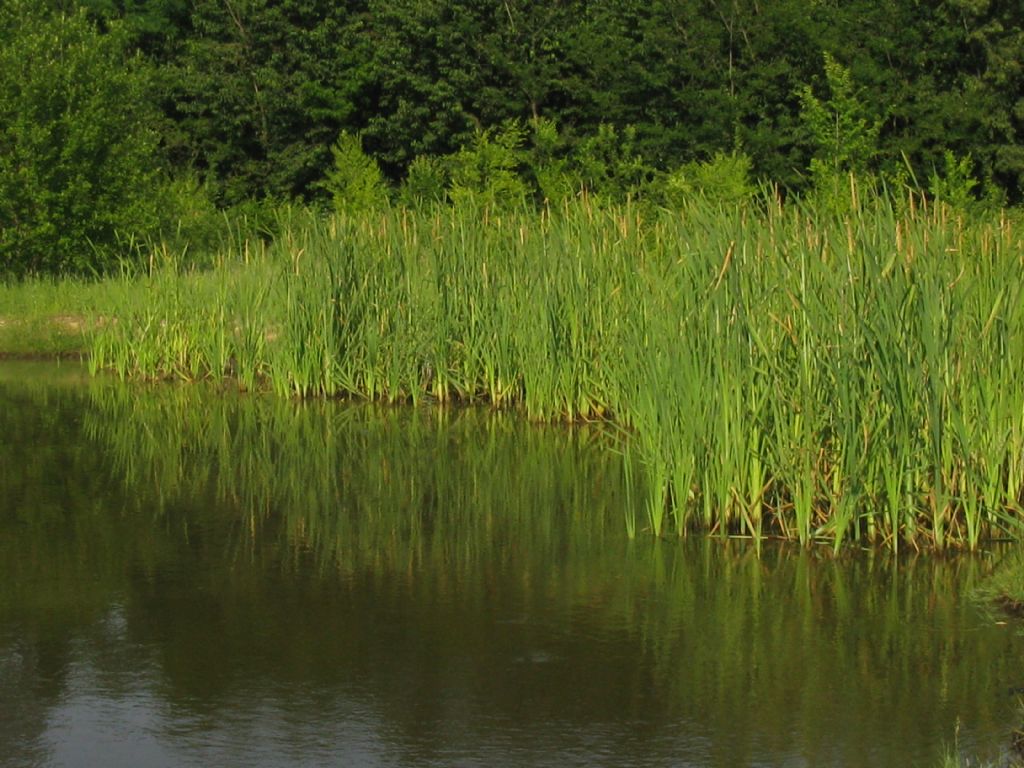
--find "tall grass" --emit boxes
[88,193,1024,549]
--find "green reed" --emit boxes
[87,195,1024,549]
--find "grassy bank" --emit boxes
[7,193,1024,549]
[0,277,113,357]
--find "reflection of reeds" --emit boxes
[84,382,628,577]
[600,544,1016,767]
[2,370,1021,766]
[88,198,1024,549]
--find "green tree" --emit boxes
[362,0,591,177]
[941,0,1024,201]
[321,131,389,214]
[471,0,587,125]
[814,0,976,196]
[361,0,484,174]
[557,0,732,169]
[660,151,756,208]
[717,0,824,189]
[928,150,982,211]
[0,3,161,276]
[798,52,882,204]
[66,0,191,57]
[23,0,1021,209]
[524,118,578,207]
[166,0,370,204]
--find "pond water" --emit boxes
[2,360,1023,768]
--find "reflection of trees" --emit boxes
[0,363,152,762]
[0,362,1021,767]
[0,365,137,627]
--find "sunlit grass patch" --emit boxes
[0,275,118,357]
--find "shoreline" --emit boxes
[0,315,93,359]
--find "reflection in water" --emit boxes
[1,361,1022,767]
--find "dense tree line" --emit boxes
[2,0,1023,274]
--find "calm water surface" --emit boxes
[2,361,1023,767]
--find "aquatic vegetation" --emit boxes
[973,548,1024,619]
[83,194,1024,549]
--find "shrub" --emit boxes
[660,151,756,208]
[525,118,578,208]
[447,122,528,210]
[399,155,448,210]
[0,3,162,277]
[574,124,651,204]
[928,151,981,213]
[321,131,390,215]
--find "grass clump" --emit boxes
[974,549,1024,618]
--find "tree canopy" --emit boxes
[2,0,1023,274]
[0,1,161,276]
